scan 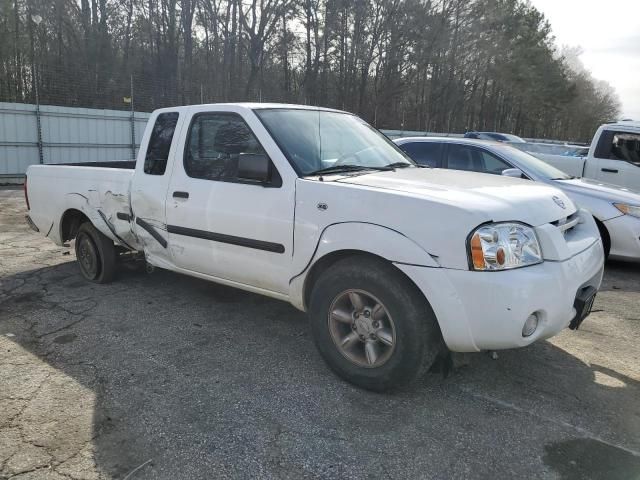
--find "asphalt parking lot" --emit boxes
[1,186,639,480]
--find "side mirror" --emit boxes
[237,153,270,184]
[502,168,525,178]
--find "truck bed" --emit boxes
[26,163,138,249]
[530,153,586,177]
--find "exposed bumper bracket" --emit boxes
[569,286,597,330]
[25,215,39,232]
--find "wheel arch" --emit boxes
[302,248,443,330]
[303,250,387,310]
[60,208,91,243]
[290,222,440,311]
[593,216,611,258]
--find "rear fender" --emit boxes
[59,192,135,249]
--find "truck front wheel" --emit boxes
[309,256,442,391]
[75,222,116,284]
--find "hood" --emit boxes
[554,178,640,204]
[332,167,575,226]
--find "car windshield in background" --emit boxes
[466,132,526,143]
[495,144,573,180]
[511,142,589,157]
[255,109,414,175]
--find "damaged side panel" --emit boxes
[25,165,142,250]
[128,183,172,264]
[65,185,141,250]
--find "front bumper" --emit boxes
[395,238,604,352]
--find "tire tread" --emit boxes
[75,222,116,284]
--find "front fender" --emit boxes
[288,222,440,310]
[561,188,621,222]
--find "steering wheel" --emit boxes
[292,152,319,173]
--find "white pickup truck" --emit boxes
[530,121,640,190]
[25,103,605,391]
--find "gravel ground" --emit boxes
[0,186,639,480]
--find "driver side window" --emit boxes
[184,113,269,182]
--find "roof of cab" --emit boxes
[605,120,640,131]
[153,102,348,115]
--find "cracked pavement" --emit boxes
[0,186,639,479]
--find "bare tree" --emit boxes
[0,0,620,141]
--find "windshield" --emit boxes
[495,144,572,180]
[255,109,413,175]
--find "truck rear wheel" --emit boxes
[75,222,116,284]
[308,256,442,392]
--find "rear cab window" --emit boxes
[144,112,180,175]
[595,130,640,166]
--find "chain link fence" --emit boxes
[0,62,284,180]
[0,63,161,178]
[0,62,281,113]
[0,63,582,180]
[2,62,187,112]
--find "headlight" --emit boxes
[468,222,542,271]
[614,203,640,218]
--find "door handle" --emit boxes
[601,168,618,174]
[173,191,189,199]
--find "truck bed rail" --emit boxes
[52,161,136,169]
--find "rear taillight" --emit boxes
[24,177,30,210]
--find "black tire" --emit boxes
[308,256,443,392]
[74,222,116,284]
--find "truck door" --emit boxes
[165,107,294,295]
[591,129,640,189]
[130,110,184,269]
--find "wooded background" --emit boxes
[0,0,621,141]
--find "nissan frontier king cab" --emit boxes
[25,103,605,391]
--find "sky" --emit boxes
[529,0,640,120]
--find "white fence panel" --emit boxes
[0,103,39,176]
[0,102,150,176]
[3,104,579,178]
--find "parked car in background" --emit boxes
[464,131,526,143]
[25,103,604,391]
[395,137,640,262]
[512,142,589,164]
[525,121,640,190]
